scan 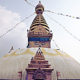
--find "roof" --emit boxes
[0,48,80,80]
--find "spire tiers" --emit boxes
[27,2,53,48]
[30,14,49,30]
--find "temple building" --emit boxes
[26,48,53,80]
[0,1,80,80]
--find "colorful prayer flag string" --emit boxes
[45,13,80,42]
[45,10,80,19]
[25,0,35,7]
[0,13,35,39]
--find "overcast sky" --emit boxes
[0,0,80,63]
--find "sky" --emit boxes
[0,0,80,63]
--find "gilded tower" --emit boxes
[27,1,52,48]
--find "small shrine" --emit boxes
[26,48,53,80]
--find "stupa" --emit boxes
[0,1,80,80]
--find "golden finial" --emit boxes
[35,1,44,14]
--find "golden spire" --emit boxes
[27,2,53,48]
[30,1,49,32]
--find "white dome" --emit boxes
[0,48,80,80]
